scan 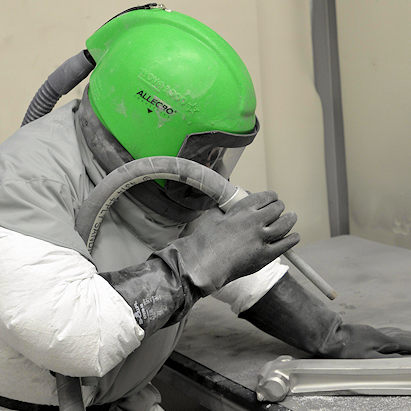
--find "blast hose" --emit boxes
[55,156,336,410]
[75,156,337,300]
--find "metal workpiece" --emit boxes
[256,355,411,403]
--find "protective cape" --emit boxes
[0,101,186,407]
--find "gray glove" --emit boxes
[101,191,299,337]
[239,273,411,358]
[170,191,300,295]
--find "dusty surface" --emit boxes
[176,235,411,410]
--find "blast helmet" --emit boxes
[23,3,259,213]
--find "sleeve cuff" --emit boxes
[211,257,289,314]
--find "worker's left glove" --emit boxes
[323,325,411,358]
[239,273,411,358]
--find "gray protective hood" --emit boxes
[77,86,201,224]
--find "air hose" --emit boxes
[21,50,95,126]
[75,156,248,252]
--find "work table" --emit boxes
[155,235,411,410]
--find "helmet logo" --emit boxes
[136,89,177,116]
[138,68,200,115]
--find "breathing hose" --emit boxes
[75,156,248,252]
[21,50,95,126]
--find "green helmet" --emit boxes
[86,6,256,159]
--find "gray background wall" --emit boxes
[1,0,409,249]
[337,0,411,249]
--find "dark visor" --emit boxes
[164,118,260,210]
[176,117,260,178]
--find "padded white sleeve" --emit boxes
[0,226,144,377]
[212,258,289,314]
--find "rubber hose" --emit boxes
[75,156,247,252]
[21,50,95,126]
[76,156,336,300]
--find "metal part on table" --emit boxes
[256,355,411,402]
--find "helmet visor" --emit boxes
[165,118,259,210]
[177,117,259,178]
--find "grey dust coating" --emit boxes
[176,235,411,411]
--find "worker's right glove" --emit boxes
[171,191,299,294]
[239,273,411,358]
[101,191,299,338]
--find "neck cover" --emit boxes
[77,86,201,223]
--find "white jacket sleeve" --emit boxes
[0,226,144,377]
[212,258,289,314]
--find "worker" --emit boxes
[0,5,410,411]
